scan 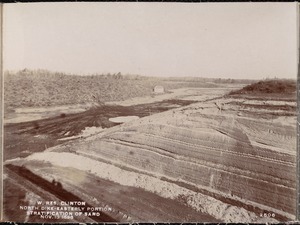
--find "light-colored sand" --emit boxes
[4,103,93,124]
[107,87,235,107]
[5,84,295,223]
[271,116,297,127]
[14,103,93,113]
[24,152,278,223]
[4,114,45,124]
[58,126,105,141]
[109,116,139,123]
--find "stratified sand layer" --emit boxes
[8,98,296,222]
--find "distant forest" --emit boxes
[4,69,255,108]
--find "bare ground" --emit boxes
[3,86,296,223]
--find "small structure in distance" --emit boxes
[153,85,165,94]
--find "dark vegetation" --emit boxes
[225,79,297,117]
[4,69,253,108]
[229,79,296,97]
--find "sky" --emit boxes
[3,2,299,79]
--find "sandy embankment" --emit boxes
[21,151,272,223]
[5,85,296,223]
[11,97,296,222]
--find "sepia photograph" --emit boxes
[2,2,298,223]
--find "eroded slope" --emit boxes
[5,97,296,222]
